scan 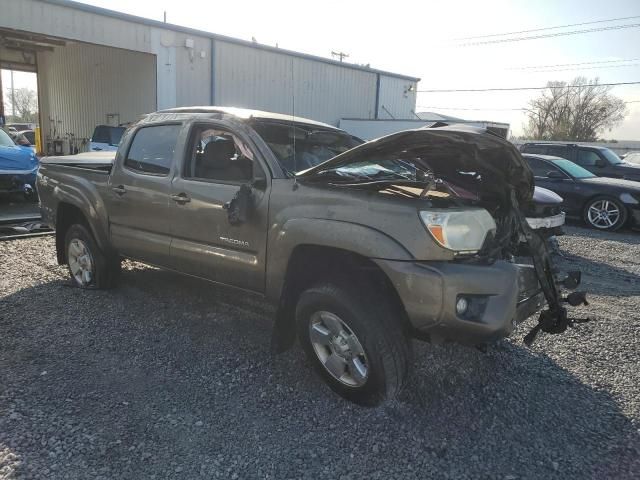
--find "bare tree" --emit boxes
[4,87,38,123]
[523,77,627,141]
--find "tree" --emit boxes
[522,77,627,141]
[4,87,38,123]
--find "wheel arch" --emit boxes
[270,243,412,353]
[55,201,110,264]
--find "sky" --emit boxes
[6,0,640,139]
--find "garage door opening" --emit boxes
[1,27,157,157]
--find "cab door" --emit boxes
[108,123,183,267]
[168,122,270,293]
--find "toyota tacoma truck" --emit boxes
[37,107,585,405]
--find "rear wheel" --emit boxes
[296,281,411,406]
[65,224,120,289]
[583,196,627,231]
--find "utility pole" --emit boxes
[331,51,349,62]
[10,70,16,119]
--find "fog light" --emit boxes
[456,297,469,315]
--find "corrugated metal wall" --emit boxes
[377,75,418,120]
[37,42,156,141]
[214,41,377,126]
[2,0,419,137]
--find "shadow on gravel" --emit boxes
[555,253,640,297]
[1,265,638,480]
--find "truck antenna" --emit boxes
[290,58,298,189]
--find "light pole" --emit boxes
[10,70,16,119]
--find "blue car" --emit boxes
[0,128,39,197]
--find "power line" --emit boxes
[418,81,640,93]
[454,22,640,47]
[416,100,640,112]
[532,63,640,73]
[507,58,640,70]
[453,15,640,40]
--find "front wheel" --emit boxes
[65,224,120,289]
[583,196,627,231]
[296,282,411,406]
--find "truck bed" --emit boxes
[40,151,115,171]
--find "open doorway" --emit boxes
[1,69,39,146]
[0,68,40,218]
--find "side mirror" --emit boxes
[547,170,565,180]
[595,158,606,168]
[223,184,253,225]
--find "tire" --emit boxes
[583,196,627,231]
[295,281,411,406]
[64,224,120,289]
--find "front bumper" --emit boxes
[526,212,565,230]
[375,259,545,345]
[0,169,37,194]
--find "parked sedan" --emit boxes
[523,153,640,231]
[0,128,39,197]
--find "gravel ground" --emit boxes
[0,226,638,479]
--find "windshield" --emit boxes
[316,155,433,184]
[251,120,360,174]
[599,148,623,165]
[554,159,596,179]
[0,128,16,147]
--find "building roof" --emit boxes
[40,0,420,82]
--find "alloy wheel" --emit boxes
[309,311,369,387]
[587,199,620,229]
[67,238,94,286]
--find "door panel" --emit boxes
[169,123,270,293]
[108,123,182,266]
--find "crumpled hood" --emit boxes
[299,124,534,205]
[0,145,38,172]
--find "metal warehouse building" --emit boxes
[0,0,419,152]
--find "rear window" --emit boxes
[124,125,181,175]
[93,126,126,145]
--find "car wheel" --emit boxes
[296,281,411,406]
[583,196,627,231]
[65,224,120,289]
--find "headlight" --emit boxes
[419,209,496,253]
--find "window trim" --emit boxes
[181,122,261,186]
[122,122,182,177]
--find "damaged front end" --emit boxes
[299,124,589,345]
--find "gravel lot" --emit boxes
[1,226,639,479]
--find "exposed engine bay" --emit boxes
[299,124,590,344]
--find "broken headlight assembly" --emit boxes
[419,209,496,253]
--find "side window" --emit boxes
[577,149,601,167]
[545,146,569,159]
[526,158,553,177]
[184,125,254,183]
[125,125,181,175]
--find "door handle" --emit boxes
[171,193,191,204]
[112,185,126,195]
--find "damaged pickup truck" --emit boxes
[37,107,587,405]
